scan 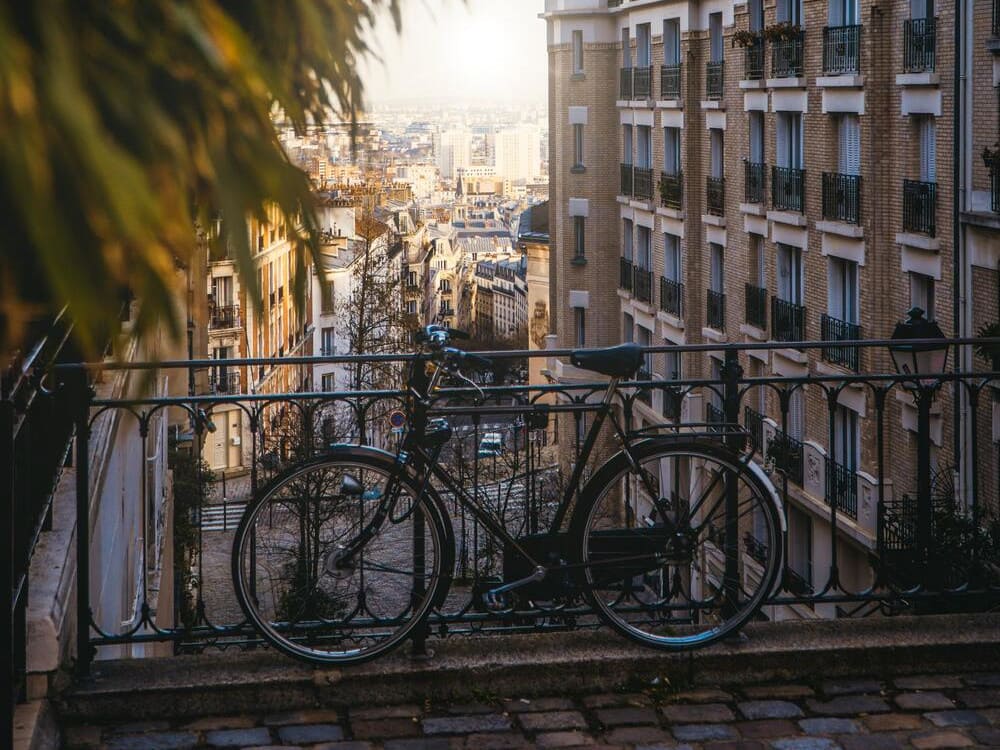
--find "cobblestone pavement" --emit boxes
[64,671,1000,749]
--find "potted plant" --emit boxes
[731,28,760,48]
[763,21,801,43]
[982,142,1000,171]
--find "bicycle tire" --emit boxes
[232,447,454,665]
[569,438,783,650]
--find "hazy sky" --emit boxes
[359,0,548,105]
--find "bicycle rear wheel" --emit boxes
[232,449,453,665]
[570,439,782,650]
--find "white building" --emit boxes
[493,124,541,182]
[434,128,472,180]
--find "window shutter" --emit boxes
[829,0,843,27]
[776,114,788,168]
[839,115,860,175]
[750,112,764,163]
[789,389,804,441]
[664,19,680,63]
[920,118,936,182]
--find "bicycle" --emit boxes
[232,326,785,664]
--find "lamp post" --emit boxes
[888,307,949,577]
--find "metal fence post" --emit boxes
[1,396,15,747]
[71,368,94,677]
[721,348,743,621]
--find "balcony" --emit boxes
[771,296,806,343]
[707,176,726,216]
[632,265,653,304]
[633,65,652,99]
[767,426,804,486]
[660,62,681,99]
[659,171,683,210]
[620,163,633,196]
[209,304,241,330]
[209,370,241,394]
[822,25,861,74]
[707,289,726,331]
[706,401,725,430]
[745,283,768,330]
[821,314,861,371]
[772,166,805,213]
[821,172,861,225]
[903,17,936,73]
[744,38,764,81]
[619,67,633,99]
[659,276,683,317]
[902,179,937,236]
[744,161,766,204]
[826,457,858,519]
[771,29,804,78]
[633,166,654,201]
[619,256,633,293]
[706,60,724,100]
[743,405,765,454]
[993,164,1000,213]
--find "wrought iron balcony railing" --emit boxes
[210,370,241,395]
[633,166,654,201]
[706,60,724,99]
[707,176,726,216]
[902,179,937,237]
[633,65,652,99]
[771,30,804,78]
[990,162,1000,214]
[822,172,861,225]
[821,314,861,371]
[772,296,806,342]
[822,25,861,74]
[633,266,653,303]
[660,63,681,99]
[659,171,683,210]
[707,289,726,331]
[904,17,936,73]
[768,426,804,486]
[772,166,805,213]
[619,256,634,293]
[745,160,766,204]
[826,457,858,519]
[744,38,764,80]
[209,305,241,330]
[743,405,766,455]
[620,163,633,196]
[706,401,725,431]
[619,67,633,98]
[660,277,683,317]
[745,283,768,330]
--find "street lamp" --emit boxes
[888,306,949,580]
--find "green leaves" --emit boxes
[0,0,400,355]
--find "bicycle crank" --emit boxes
[484,566,547,611]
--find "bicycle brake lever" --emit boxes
[451,367,485,401]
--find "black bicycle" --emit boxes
[232,326,784,664]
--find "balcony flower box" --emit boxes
[763,22,801,43]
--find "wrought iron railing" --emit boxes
[746,283,768,330]
[619,256,633,292]
[619,67,633,98]
[660,277,683,317]
[767,426,804,486]
[903,179,937,236]
[209,305,241,330]
[821,314,861,371]
[745,160,766,204]
[744,38,764,80]
[633,266,653,303]
[705,401,725,431]
[620,163,633,196]
[743,405,766,455]
[659,171,683,210]
[209,370,241,395]
[772,296,806,342]
[706,60,724,99]
[633,166,654,201]
[826,457,858,519]
[771,30,804,78]
[660,63,681,98]
[822,172,861,225]
[822,25,861,74]
[991,163,999,214]
[707,176,726,216]
[633,65,652,99]
[904,17,936,73]
[707,289,726,331]
[772,165,805,213]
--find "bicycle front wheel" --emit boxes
[570,439,782,650]
[232,449,453,665]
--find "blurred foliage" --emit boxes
[0,0,400,355]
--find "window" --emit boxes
[919,117,936,182]
[623,312,634,343]
[637,326,652,373]
[749,0,765,31]
[406,300,417,315]
[829,0,860,25]
[621,27,631,68]
[788,505,813,589]
[788,388,804,441]
[777,243,803,304]
[663,349,682,380]
[778,0,804,25]
[749,111,764,164]
[321,373,336,392]
[838,115,861,176]
[664,127,681,174]
[828,257,858,323]
[574,216,585,259]
[623,218,634,260]
[910,272,936,320]
[709,12,723,63]
[637,225,651,269]
[574,307,586,347]
[832,404,859,471]
[910,0,933,19]
[636,126,652,168]
[663,19,681,64]
[776,112,804,169]
[637,23,651,67]
[573,124,584,167]
[321,280,335,312]
[572,29,584,73]
[212,275,233,306]
[320,327,336,356]
[664,233,681,282]
[750,234,765,286]
[710,243,724,293]
[623,124,633,165]
[710,129,724,178]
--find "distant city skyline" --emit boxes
[359,0,547,106]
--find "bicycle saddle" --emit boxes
[570,343,644,378]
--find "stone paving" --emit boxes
[63,671,1000,749]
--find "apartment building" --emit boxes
[545,0,999,611]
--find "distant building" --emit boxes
[493,124,541,182]
[435,128,473,179]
